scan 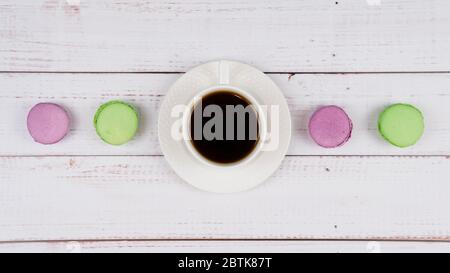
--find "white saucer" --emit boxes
[158,61,292,193]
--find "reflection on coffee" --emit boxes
[189,91,260,164]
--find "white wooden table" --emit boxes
[1,0,450,253]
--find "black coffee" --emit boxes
[189,91,260,164]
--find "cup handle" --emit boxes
[218,60,230,85]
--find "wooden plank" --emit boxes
[1,0,450,72]
[0,73,449,156]
[1,240,450,253]
[1,156,450,242]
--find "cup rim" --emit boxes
[182,85,267,168]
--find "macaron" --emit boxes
[308,105,353,148]
[27,103,71,145]
[378,103,424,148]
[94,101,139,145]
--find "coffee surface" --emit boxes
[190,91,259,164]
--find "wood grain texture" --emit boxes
[0,73,449,156]
[1,0,450,251]
[2,240,450,253]
[1,156,450,242]
[1,0,450,72]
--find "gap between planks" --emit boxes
[2,238,450,245]
[1,71,450,74]
[0,155,449,158]
[2,240,450,253]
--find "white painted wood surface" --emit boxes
[2,240,450,253]
[1,0,450,252]
[1,0,450,72]
[1,73,449,156]
[1,156,450,242]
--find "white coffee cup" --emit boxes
[182,61,267,168]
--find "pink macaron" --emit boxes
[308,105,352,148]
[27,103,71,145]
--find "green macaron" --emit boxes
[94,101,139,145]
[378,103,424,148]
